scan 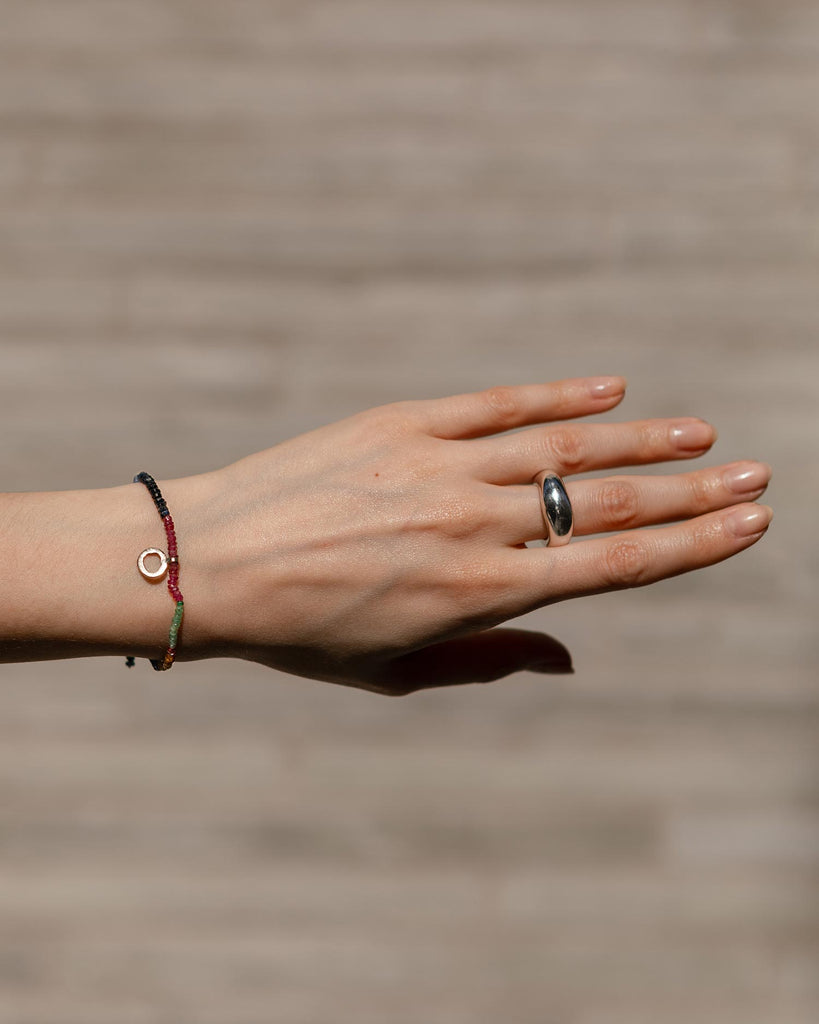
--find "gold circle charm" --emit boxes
[137,547,169,581]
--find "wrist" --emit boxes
[0,471,224,665]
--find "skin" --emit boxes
[0,376,772,694]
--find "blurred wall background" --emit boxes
[0,1,817,1021]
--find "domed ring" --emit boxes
[533,470,573,546]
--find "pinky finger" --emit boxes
[518,502,773,605]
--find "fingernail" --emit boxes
[588,377,627,399]
[723,461,772,495]
[670,419,716,452]
[727,504,773,538]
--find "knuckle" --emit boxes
[687,471,717,511]
[358,399,435,440]
[385,399,430,434]
[598,480,641,528]
[692,515,722,547]
[480,386,522,429]
[433,501,480,540]
[352,404,404,440]
[445,558,512,613]
[603,538,652,589]
[637,421,663,454]
[412,489,488,540]
[545,428,586,473]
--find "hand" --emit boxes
[176,376,772,694]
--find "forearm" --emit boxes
[0,479,214,664]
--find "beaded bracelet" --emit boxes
[125,472,184,671]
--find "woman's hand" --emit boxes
[174,376,772,694]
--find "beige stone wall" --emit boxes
[0,1,816,1021]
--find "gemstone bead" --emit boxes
[127,472,184,672]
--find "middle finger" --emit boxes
[467,418,717,484]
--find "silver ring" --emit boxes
[533,470,573,546]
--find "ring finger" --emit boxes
[498,460,772,544]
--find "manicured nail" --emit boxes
[670,419,716,452]
[723,461,772,495]
[727,504,773,538]
[588,377,627,399]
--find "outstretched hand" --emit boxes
[173,376,772,694]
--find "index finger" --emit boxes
[406,376,627,439]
